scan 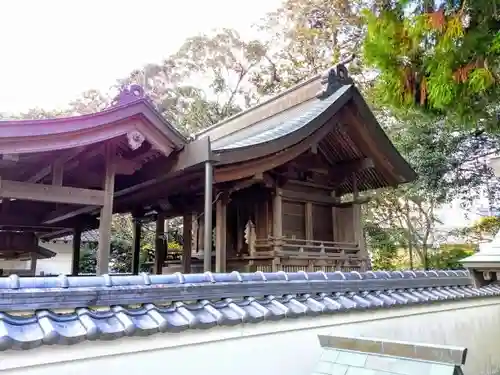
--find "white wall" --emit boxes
[1,297,499,375]
[0,259,29,271]
[36,242,73,276]
[0,242,73,276]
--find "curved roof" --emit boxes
[213,85,351,156]
[0,85,186,155]
[198,64,417,188]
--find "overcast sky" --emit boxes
[0,0,281,113]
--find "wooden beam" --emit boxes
[215,198,227,272]
[43,205,96,225]
[228,172,275,194]
[97,143,116,275]
[182,213,192,273]
[0,213,55,227]
[330,158,374,188]
[51,160,64,186]
[27,147,87,183]
[115,158,143,176]
[281,188,370,206]
[0,179,105,206]
[310,143,318,154]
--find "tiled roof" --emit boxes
[0,270,498,351]
[211,86,350,151]
[46,229,99,243]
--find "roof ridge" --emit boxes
[193,59,355,142]
[193,73,323,139]
[0,270,469,290]
[0,270,473,312]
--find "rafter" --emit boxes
[330,158,375,188]
[26,147,87,183]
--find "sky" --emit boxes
[0,0,282,113]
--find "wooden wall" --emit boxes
[278,181,361,245]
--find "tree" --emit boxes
[365,188,440,268]
[364,112,500,268]
[78,244,97,274]
[460,215,500,243]
[365,223,404,270]
[426,244,474,270]
[256,0,369,95]
[362,0,500,128]
[68,89,110,115]
[119,29,270,133]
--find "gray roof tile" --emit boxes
[212,85,351,151]
[0,270,498,351]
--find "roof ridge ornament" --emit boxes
[316,55,355,99]
[111,84,148,106]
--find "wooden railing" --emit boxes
[251,236,360,259]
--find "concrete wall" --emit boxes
[1,297,499,375]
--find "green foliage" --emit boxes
[460,215,500,243]
[365,224,403,270]
[78,244,97,274]
[427,245,474,270]
[362,0,500,128]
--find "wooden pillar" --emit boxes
[351,173,360,245]
[30,252,37,276]
[203,161,214,272]
[272,188,283,239]
[97,143,116,276]
[272,188,283,272]
[215,198,227,272]
[154,213,166,274]
[182,213,192,273]
[132,218,141,275]
[236,206,243,253]
[305,202,313,244]
[351,173,368,270]
[71,226,82,276]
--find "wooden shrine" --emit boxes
[120,64,417,274]
[0,85,213,276]
[0,62,416,276]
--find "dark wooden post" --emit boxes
[132,217,142,275]
[71,226,82,275]
[182,214,193,273]
[97,142,116,275]
[30,252,38,276]
[154,213,166,274]
[272,187,283,271]
[215,198,227,272]
[203,161,214,272]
